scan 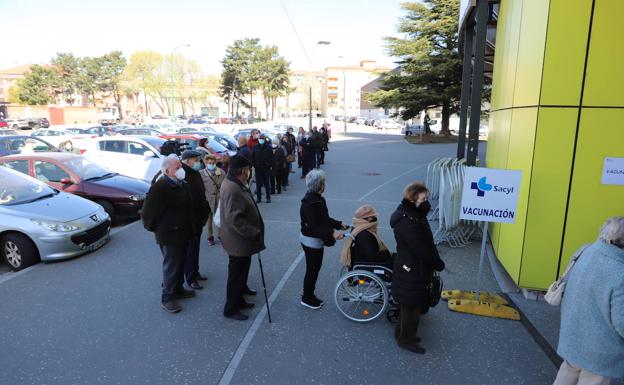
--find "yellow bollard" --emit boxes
[447,299,520,321]
[442,289,508,305]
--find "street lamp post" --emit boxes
[339,56,347,134]
[170,44,190,122]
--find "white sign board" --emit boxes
[601,157,624,185]
[460,167,522,224]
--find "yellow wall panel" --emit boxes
[513,0,549,107]
[561,108,624,269]
[583,0,624,106]
[519,108,577,289]
[496,107,538,283]
[490,0,523,111]
[540,0,592,106]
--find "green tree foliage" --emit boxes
[97,51,127,120]
[51,53,81,105]
[367,0,462,134]
[11,65,58,105]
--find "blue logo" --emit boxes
[471,177,493,197]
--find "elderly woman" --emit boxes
[553,216,624,385]
[200,153,225,246]
[299,169,347,309]
[340,204,393,269]
[390,182,445,354]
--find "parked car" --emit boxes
[0,129,19,136]
[355,117,367,125]
[402,124,424,136]
[376,118,403,130]
[0,153,149,222]
[81,136,164,183]
[0,136,60,157]
[5,118,31,130]
[188,117,211,125]
[31,128,83,148]
[160,134,231,167]
[0,119,8,128]
[116,128,163,137]
[178,126,216,134]
[0,165,110,271]
[208,132,238,152]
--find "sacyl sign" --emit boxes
[460,167,522,224]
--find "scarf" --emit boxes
[339,218,388,267]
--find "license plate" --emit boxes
[88,235,109,251]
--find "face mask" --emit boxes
[206,164,216,171]
[174,167,186,181]
[417,200,431,215]
[367,216,378,223]
[259,139,266,145]
[192,162,202,171]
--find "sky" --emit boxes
[0,0,408,75]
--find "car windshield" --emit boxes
[0,167,57,206]
[61,156,113,180]
[206,140,228,153]
[65,128,86,134]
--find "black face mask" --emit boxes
[366,216,378,223]
[416,200,431,215]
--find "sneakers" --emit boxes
[161,300,182,313]
[300,296,322,309]
[313,295,324,307]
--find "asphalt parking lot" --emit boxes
[0,128,560,385]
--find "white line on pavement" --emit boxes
[0,264,41,285]
[110,220,141,236]
[218,251,305,385]
[357,164,427,201]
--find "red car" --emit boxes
[159,134,232,168]
[0,119,8,128]
[0,152,150,222]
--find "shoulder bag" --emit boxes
[544,244,590,306]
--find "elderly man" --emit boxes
[180,150,211,290]
[252,133,274,203]
[142,154,196,313]
[219,155,264,321]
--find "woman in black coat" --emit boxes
[299,169,347,309]
[390,182,445,354]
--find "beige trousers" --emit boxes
[553,361,611,385]
[205,212,214,238]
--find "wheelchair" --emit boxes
[334,263,400,323]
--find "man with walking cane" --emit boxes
[219,155,267,321]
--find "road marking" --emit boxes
[357,164,427,201]
[218,251,305,385]
[110,220,141,236]
[0,264,41,285]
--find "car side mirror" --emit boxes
[143,150,156,158]
[60,177,73,185]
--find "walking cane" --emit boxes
[257,251,272,323]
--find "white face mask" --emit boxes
[174,167,186,181]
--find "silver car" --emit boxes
[0,166,111,271]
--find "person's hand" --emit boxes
[340,222,349,231]
[333,230,344,240]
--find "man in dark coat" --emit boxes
[390,182,445,354]
[284,127,297,178]
[300,130,315,179]
[219,155,264,320]
[252,133,274,203]
[310,126,323,169]
[180,150,211,290]
[142,154,197,313]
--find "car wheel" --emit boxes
[97,200,116,224]
[406,131,412,136]
[1,233,40,271]
[12,124,19,130]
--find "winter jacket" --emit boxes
[219,175,265,257]
[182,162,211,233]
[558,241,624,379]
[300,191,342,245]
[252,143,274,173]
[199,167,225,212]
[351,230,393,267]
[390,199,444,310]
[237,146,252,163]
[141,176,195,246]
[272,146,287,173]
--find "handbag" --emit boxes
[286,154,295,163]
[544,244,590,306]
[213,206,221,228]
[427,272,443,307]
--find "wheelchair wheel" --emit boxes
[334,270,389,322]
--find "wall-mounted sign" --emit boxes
[460,167,522,224]
[601,157,624,186]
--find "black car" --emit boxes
[34,118,50,128]
[116,128,163,136]
[0,136,60,157]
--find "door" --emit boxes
[91,140,128,176]
[126,140,159,182]
[33,160,78,193]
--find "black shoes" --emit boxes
[225,311,249,321]
[399,343,426,354]
[300,296,322,310]
[239,301,255,309]
[161,300,182,313]
[189,282,203,290]
[256,198,262,203]
[244,287,258,296]
[313,295,324,307]
[197,273,208,281]
[266,199,271,203]
[175,289,196,299]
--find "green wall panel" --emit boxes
[512,0,549,107]
[561,108,624,269]
[583,0,624,106]
[496,107,538,284]
[540,0,592,106]
[491,0,523,111]
[519,108,577,289]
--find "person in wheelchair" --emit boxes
[340,205,393,270]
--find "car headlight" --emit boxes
[128,194,146,201]
[31,219,80,232]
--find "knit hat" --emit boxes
[354,205,379,219]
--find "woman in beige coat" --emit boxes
[200,153,225,245]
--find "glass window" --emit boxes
[3,160,29,175]
[60,157,110,180]
[102,140,126,153]
[31,130,45,136]
[128,141,149,155]
[34,160,70,183]
[0,167,55,206]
